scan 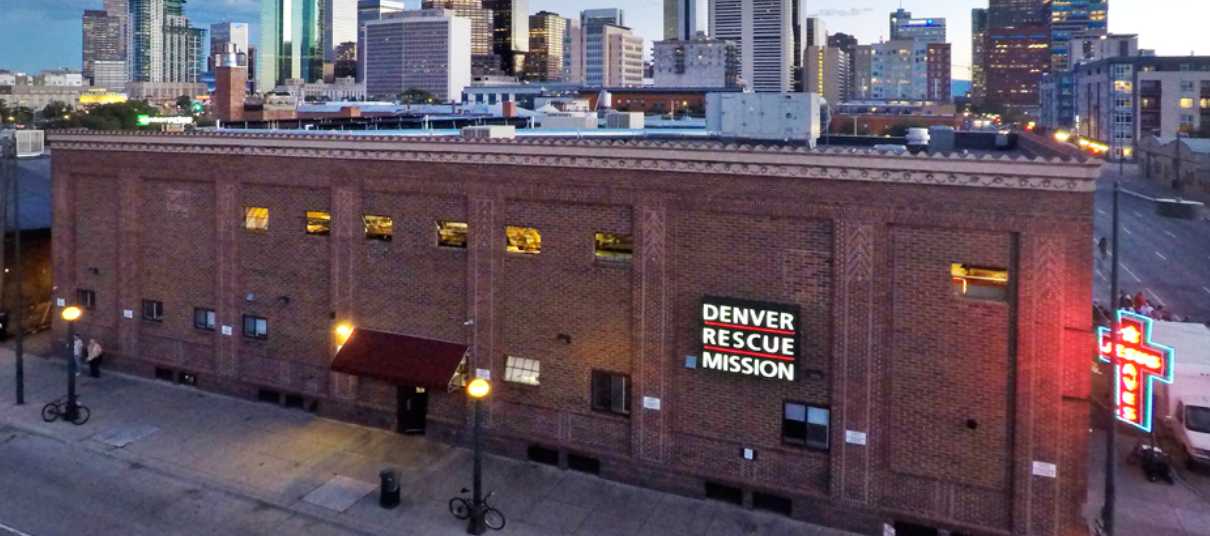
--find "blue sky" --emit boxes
[1,0,1206,79]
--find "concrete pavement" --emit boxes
[0,344,851,536]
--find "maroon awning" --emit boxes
[331,329,467,389]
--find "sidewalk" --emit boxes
[1085,429,1210,536]
[0,345,850,536]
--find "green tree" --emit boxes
[77,101,159,130]
[398,88,436,104]
[175,95,193,112]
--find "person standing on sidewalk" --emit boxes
[86,338,103,378]
[71,335,84,377]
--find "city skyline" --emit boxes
[1,0,1209,79]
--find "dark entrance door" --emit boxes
[397,386,428,434]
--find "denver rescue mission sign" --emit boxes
[701,297,801,382]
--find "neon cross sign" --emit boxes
[1097,310,1176,433]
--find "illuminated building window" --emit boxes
[437,221,468,249]
[1180,98,1195,109]
[594,232,633,261]
[77,289,96,310]
[306,211,331,236]
[242,314,268,339]
[243,207,269,231]
[590,370,629,416]
[193,307,216,331]
[783,402,830,451]
[505,225,541,254]
[951,263,1010,301]
[504,356,541,386]
[142,299,164,322]
[363,215,393,241]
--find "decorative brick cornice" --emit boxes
[48,130,1102,192]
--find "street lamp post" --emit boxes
[466,377,491,536]
[1101,179,1121,536]
[61,305,83,422]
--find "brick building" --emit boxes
[49,129,1098,535]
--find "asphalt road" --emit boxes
[0,426,360,536]
[1093,165,1210,322]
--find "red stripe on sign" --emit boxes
[703,346,795,362]
[703,321,795,336]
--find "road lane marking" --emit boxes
[1204,287,1210,296]
[1095,269,1107,282]
[1097,209,1108,216]
[1133,210,1144,218]
[1122,226,1134,236]
[1163,230,1177,239]
[1121,263,1142,283]
[0,521,35,536]
[1146,289,1167,307]
[1155,251,1168,261]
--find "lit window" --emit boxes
[504,356,541,386]
[783,402,830,450]
[951,263,1010,301]
[594,232,633,260]
[590,370,629,416]
[242,315,268,339]
[77,289,97,310]
[363,215,393,241]
[437,221,468,249]
[505,225,541,254]
[243,207,269,231]
[1180,98,1195,109]
[142,300,164,322]
[193,307,216,330]
[306,211,331,235]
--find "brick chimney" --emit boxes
[215,66,247,123]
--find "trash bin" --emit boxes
[379,468,400,509]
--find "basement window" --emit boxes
[363,215,393,241]
[594,232,633,261]
[505,226,541,254]
[243,207,269,231]
[437,221,468,249]
[306,210,331,235]
[950,263,1010,301]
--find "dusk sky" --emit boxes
[1,0,1206,79]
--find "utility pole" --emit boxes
[12,157,22,406]
[0,135,16,405]
[1102,179,1121,536]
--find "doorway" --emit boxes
[397,386,429,435]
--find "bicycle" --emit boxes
[448,488,506,531]
[41,397,90,426]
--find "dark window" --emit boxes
[752,492,793,517]
[783,402,830,451]
[283,394,304,409]
[704,482,743,505]
[154,367,175,382]
[142,300,163,322]
[193,308,216,331]
[567,453,601,475]
[77,289,97,310]
[257,388,281,404]
[527,444,560,466]
[242,315,268,339]
[590,370,630,416]
[306,210,331,236]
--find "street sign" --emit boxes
[1097,310,1176,432]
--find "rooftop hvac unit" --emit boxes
[705,93,821,146]
[460,125,517,139]
[0,130,45,158]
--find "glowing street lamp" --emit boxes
[466,377,491,535]
[61,306,83,422]
[334,322,354,350]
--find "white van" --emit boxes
[1152,321,1210,468]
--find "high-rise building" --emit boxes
[83,9,126,83]
[663,0,698,41]
[983,0,1050,114]
[1050,0,1108,73]
[599,24,644,88]
[1040,33,1137,129]
[93,60,129,90]
[889,8,912,39]
[356,0,404,82]
[483,0,529,75]
[562,17,584,84]
[653,36,739,88]
[892,14,946,43]
[322,0,359,82]
[827,32,857,54]
[926,43,951,102]
[582,9,624,87]
[805,17,826,48]
[423,0,494,57]
[128,0,203,83]
[363,9,471,101]
[710,0,795,93]
[971,8,988,105]
[259,0,324,91]
[524,12,565,81]
[210,22,250,73]
[870,40,918,100]
[851,44,873,100]
[804,45,849,103]
[163,1,205,84]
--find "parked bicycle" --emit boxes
[448,488,506,531]
[41,397,90,426]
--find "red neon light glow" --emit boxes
[703,321,795,336]
[702,345,795,362]
[1096,312,1175,432]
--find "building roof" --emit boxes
[46,129,1102,193]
